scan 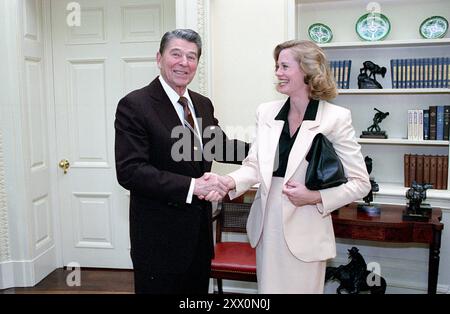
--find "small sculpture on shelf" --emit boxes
[325,247,387,294]
[357,61,387,89]
[403,181,433,222]
[357,156,380,215]
[360,108,389,139]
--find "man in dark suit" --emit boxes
[114,29,249,294]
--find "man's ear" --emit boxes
[156,52,162,69]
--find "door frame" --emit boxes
[43,0,213,270]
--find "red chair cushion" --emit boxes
[211,242,256,273]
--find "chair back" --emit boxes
[215,189,256,242]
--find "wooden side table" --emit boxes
[332,203,444,294]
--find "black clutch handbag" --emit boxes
[305,133,348,190]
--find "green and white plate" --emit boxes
[419,16,448,39]
[308,23,333,44]
[355,13,391,41]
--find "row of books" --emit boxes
[404,154,448,190]
[390,57,450,89]
[407,106,450,141]
[329,60,351,89]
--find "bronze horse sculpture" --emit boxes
[358,61,387,89]
[325,247,387,294]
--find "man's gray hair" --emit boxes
[159,29,202,59]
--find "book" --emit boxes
[413,110,418,140]
[424,58,430,88]
[436,106,444,140]
[423,155,431,184]
[444,57,450,88]
[391,59,396,88]
[345,60,351,89]
[429,106,437,140]
[417,109,424,141]
[443,156,448,190]
[400,59,406,88]
[437,155,443,189]
[416,155,424,184]
[418,58,424,88]
[430,155,437,188]
[423,109,430,140]
[444,106,450,141]
[409,154,417,187]
[407,110,414,140]
[406,59,411,89]
[404,154,410,187]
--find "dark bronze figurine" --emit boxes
[357,156,380,215]
[325,247,387,294]
[403,181,433,221]
[358,61,387,89]
[361,108,389,139]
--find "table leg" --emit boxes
[428,229,442,294]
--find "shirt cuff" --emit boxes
[186,178,195,204]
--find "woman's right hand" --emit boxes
[203,175,236,202]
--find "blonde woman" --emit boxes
[211,40,370,293]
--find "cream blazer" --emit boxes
[228,100,371,262]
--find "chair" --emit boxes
[211,189,257,294]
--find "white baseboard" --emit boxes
[0,245,57,289]
[0,261,15,289]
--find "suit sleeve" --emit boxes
[114,96,191,203]
[227,109,261,199]
[316,110,371,216]
[209,100,250,165]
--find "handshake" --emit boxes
[193,173,236,202]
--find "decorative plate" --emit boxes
[308,23,333,44]
[419,16,448,39]
[355,13,391,41]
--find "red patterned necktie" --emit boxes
[178,96,196,131]
[178,97,202,157]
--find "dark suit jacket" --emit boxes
[115,77,248,274]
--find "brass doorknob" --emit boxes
[59,159,70,174]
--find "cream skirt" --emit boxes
[256,177,326,294]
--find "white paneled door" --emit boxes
[51,0,175,268]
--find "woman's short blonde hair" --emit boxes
[274,40,337,101]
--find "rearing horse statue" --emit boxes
[358,61,387,89]
[325,247,387,294]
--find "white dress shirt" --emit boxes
[158,76,202,204]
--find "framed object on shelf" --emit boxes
[308,23,333,44]
[419,16,448,39]
[355,13,391,41]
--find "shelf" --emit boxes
[376,182,450,200]
[358,138,449,146]
[338,88,450,95]
[318,38,450,49]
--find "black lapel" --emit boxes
[147,78,183,134]
[147,78,203,174]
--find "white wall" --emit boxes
[0,2,11,266]
[210,0,293,175]
[0,0,32,288]
[0,0,57,289]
